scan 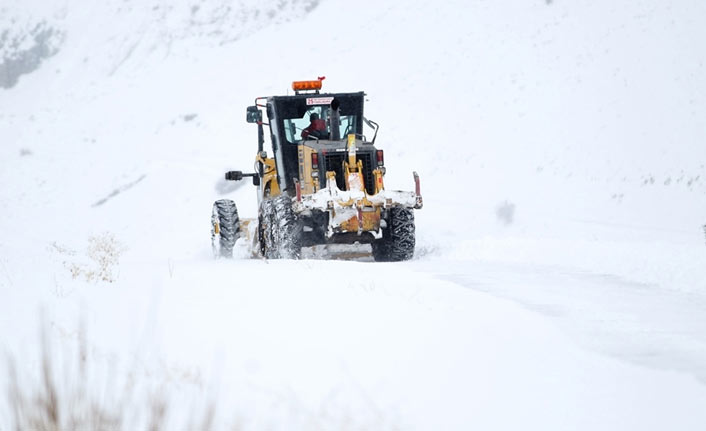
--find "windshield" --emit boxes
[283,106,358,143]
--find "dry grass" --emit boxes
[5,324,215,431]
[4,322,400,431]
[52,233,126,283]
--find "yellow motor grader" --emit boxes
[211,78,423,261]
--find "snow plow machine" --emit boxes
[210,77,423,261]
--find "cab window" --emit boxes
[283,107,358,143]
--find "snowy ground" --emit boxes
[2,0,706,429]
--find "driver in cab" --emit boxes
[301,113,327,139]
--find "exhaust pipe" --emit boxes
[329,98,341,141]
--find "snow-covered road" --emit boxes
[5,250,706,430]
[420,258,706,384]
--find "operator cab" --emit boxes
[275,93,364,143]
[266,92,365,192]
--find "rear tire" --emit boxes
[259,195,302,259]
[211,199,240,258]
[372,207,415,262]
[272,195,302,259]
[259,198,278,259]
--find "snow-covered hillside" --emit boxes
[2,0,706,429]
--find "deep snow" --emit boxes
[2,0,706,429]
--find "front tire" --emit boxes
[211,199,240,258]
